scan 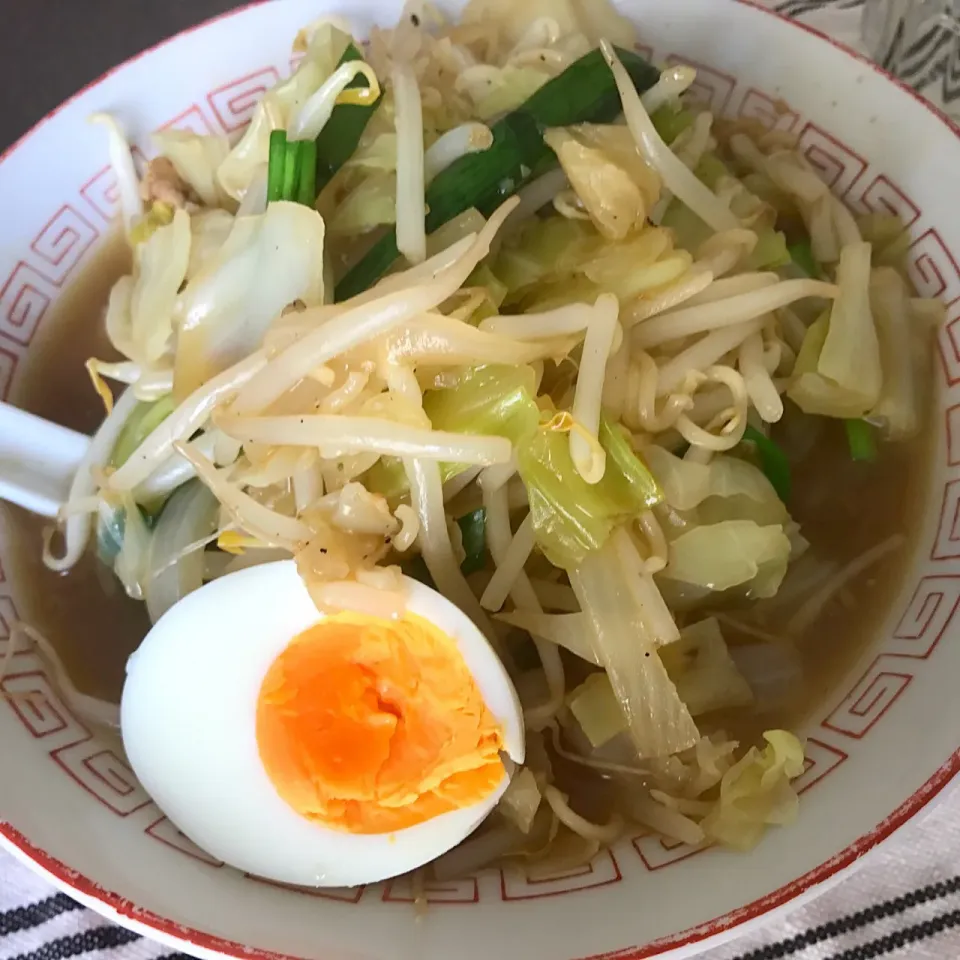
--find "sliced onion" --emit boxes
[144,480,220,623]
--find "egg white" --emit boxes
[121,560,524,887]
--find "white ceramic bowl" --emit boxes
[3,1,960,958]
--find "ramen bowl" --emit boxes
[2,1,960,958]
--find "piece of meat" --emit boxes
[139,156,190,208]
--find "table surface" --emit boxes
[0,1,240,151]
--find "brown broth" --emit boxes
[716,409,932,741]
[2,232,934,740]
[4,233,149,702]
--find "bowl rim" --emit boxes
[3,1,960,958]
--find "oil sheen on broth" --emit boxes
[3,233,933,735]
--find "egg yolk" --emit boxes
[255,611,506,834]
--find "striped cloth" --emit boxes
[0,851,190,960]
[4,787,960,960]
[4,2,960,960]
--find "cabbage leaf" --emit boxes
[424,364,540,442]
[788,242,882,417]
[869,267,922,441]
[496,610,597,665]
[700,730,805,850]
[658,520,790,599]
[329,172,397,234]
[217,23,351,202]
[570,537,698,758]
[569,617,754,742]
[152,130,232,208]
[567,673,628,748]
[518,414,661,569]
[644,445,711,512]
[187,209,235,280]
[366,364,539,498]
[697,456,790,529]
[578,227,691,301]
[543,124,659,239]
[646,447,788,528]
[493,216,600,297]
[174,201,325,397]
[657,618,754,717]
[344,132,398,173]
[130,207,191,366]
[111,396,176,470]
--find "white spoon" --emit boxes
[0,401,91,518]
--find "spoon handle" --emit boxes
[0,401,91,518]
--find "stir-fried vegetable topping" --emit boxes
[267,131,319,206]
[518,415,661,569]
[314,44,384,193]
[741,424,792,503]
[60,0,947,872]
[336,45,661,300]
[844,418,878,462]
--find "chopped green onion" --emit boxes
[281,139,302,202]
[844,418,878,462]
[788,240,822,279]
[296,140,318,207]
[401,513,487,583]
[267,130,287,203]
[742,424,792,503]
[314,44,383,195]
[335,45,660,301]
[457,509,487,576]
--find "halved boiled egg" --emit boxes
[121,560,524,887]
